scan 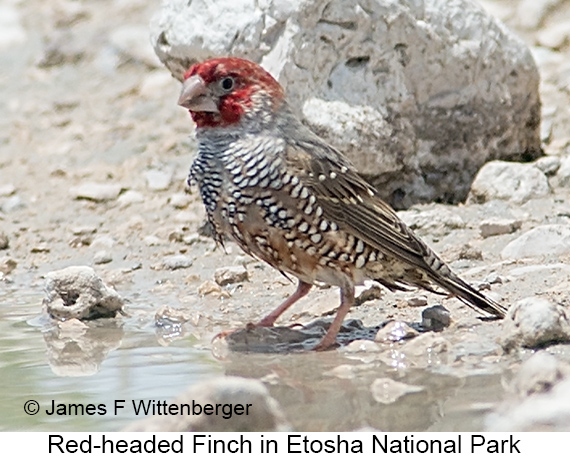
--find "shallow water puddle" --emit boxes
[0,283,511,432]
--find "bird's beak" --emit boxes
[178,75,219,113]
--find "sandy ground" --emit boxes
[1,0,570,432]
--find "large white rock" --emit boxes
[151,0,541,208]
[468,160,550,204]
[501,224,570,260]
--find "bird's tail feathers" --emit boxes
[432,273,507,318]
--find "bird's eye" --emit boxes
[220,77,235,92]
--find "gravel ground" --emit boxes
[1,0,570,432]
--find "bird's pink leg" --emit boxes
[256,280,312,327]
[314,284,355,351]
[213,281,312,343]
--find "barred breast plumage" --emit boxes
[181,57,507,351]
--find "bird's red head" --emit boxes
[178,57,285,128]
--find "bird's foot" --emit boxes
[313,335,339,352]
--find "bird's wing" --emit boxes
[284,139,432,270]
[283,137,507,318]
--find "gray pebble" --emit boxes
[421,305,451,332]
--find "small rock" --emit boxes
[70,182,123,202]
[0,232,9,250]
[354,284,383,306]
[534,156,560,176]
[500,297,570,352]
[0,256,17,275]
[233,255,257,266]
[182,233,201,245]
[198,280,228,298]
[117,190,145,207]
[421,305,451,332]
[468,161,550,204]
[501,225,570,260]
[69,235,92,248]
[168,192,191,209]
[43,266,124,320]
[71,225,97,236]
[31,243,50,253]
[123,377,289,432]
[93,250,112,265]
[407,296,428,307]
[0,184,16,196]
[214,266,249,286]
[145,168,174,191]
[1,195,25,212]
[479,218,522,238]
[167,228,185,243]
[511,352,567,398]
[143,235,163,246]
[370,378,423,404]
[162,254,193,270]
[483,272,504,285]
[375,321,419,343]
